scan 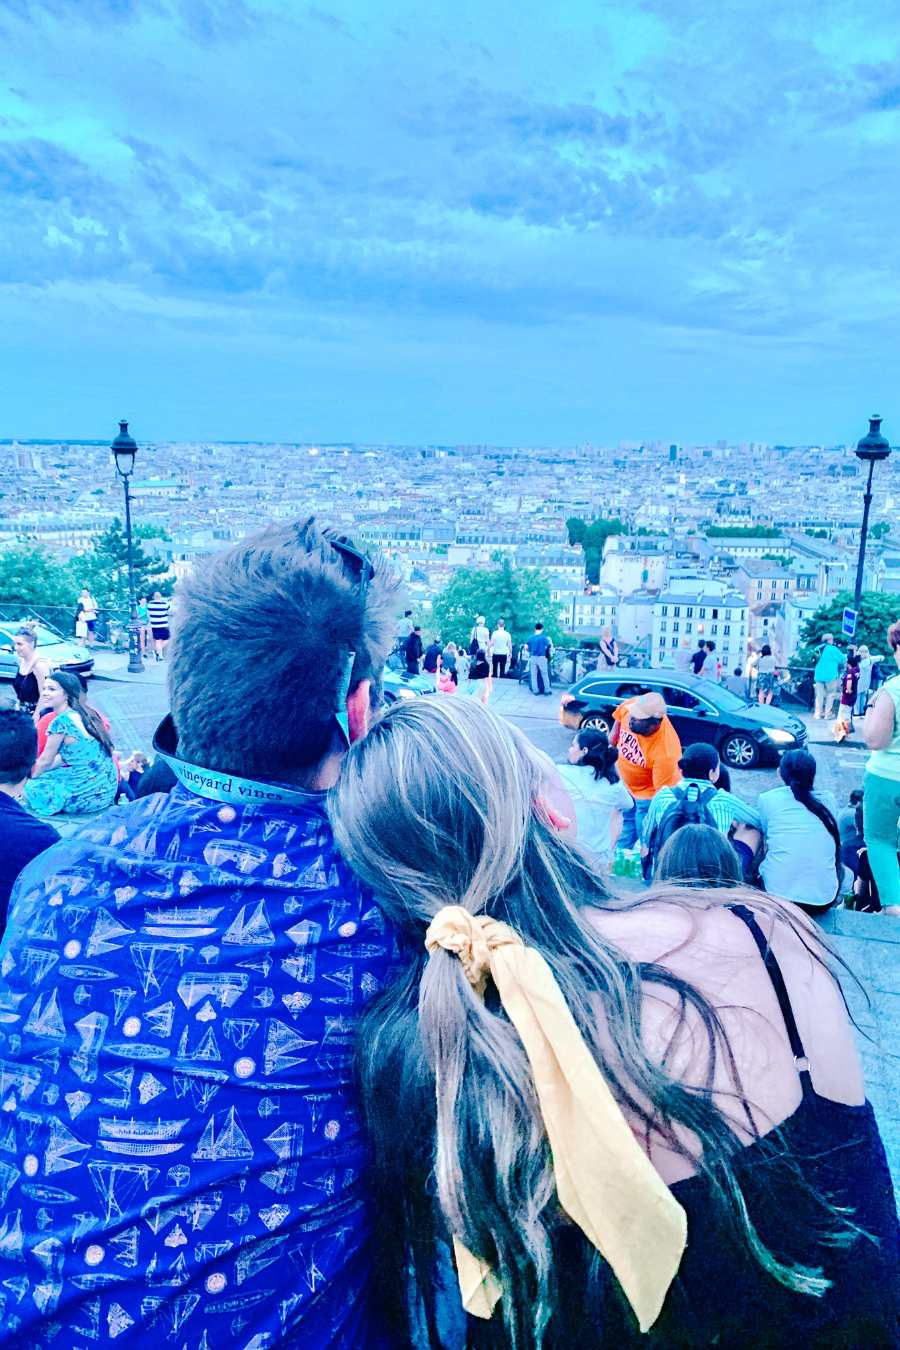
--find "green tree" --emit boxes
[871,522,891,540]
[793,590,900,667]
[761,554,795,568]
[805,528,828,538]
[580,517,625,584]
[0,545,76,608]
[565,516,587,547]
[432,559,565,649]
[78,519,173,607]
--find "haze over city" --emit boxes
[3,0,900,445]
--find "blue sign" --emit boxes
[842,607,858,638]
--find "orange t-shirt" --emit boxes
[612,702,683,800]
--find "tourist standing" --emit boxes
[690,641,707,675]
[136,593,151,655]
[467,646,491,705]
[674,637,693,674]
[0,709,59,936]
[490,617,513,678]
[526,621,552,695]
[862,619,900,915]
[856,644,874,716]
[404,624,424,674]
[0,518,405,1347]
[833,651,860,739]
[597,626,619,670]
[23,670,118,816]
[441,639,459,686]
[744,644,760,700]
[11,624,49,714]
[611,691,682,849]
[147,588,171,660]
[422,634,443,680]
[469,613,490,655]
[556,728,632,866]
[756,644,777,705]
[76,586,98,646]
[813,633,844,719]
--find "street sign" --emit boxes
[842,607,858,639]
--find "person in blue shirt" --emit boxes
[813,633,845,720]
[526,622,553,696]
[0,708,59,936]
[0,518,404,1350]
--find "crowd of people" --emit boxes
[399,613,556,700]
[0,527,898,1348]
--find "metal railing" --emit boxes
[0,602,132,649]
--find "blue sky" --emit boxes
[2,0,899,445]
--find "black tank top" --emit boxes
[12,669,39,711]
[470,905,900,1348]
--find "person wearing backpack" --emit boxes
[642,742,762,877]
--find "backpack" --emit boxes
[647,783,718,872]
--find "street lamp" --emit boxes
[852,415,892,612]
[111,419,144,674]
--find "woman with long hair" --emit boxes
[757,749,843,913]
[654,822,744,887]
[24,670,117,816]
[12,624,49,714]
[556,727,632,867]
[331,698,898,1348]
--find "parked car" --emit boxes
[382,668,435,704]
[559,668,807,769]
[0,621,94,681]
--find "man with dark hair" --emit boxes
[422,634,443,677]
[404,623,423,674]
[0,519,403,1348]
[642,741,762,874]
[527,621,552,695]
[0,707,59,933]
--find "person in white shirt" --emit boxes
[756,749,842,913]
[470,615,490,655]
[556,728,633,867]
[490,618,513,679]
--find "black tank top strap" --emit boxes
[728,904,810,1071]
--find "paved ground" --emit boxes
[87,656,898,1190]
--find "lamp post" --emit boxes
[852,415,891,612]
[111,419,144,674]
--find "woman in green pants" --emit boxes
[863,620,900,914]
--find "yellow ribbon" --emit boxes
[425,905,687,1334]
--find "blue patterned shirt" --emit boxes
[0,784,404,1348]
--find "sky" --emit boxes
[2,0,900,446]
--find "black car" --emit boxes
[560,668,807,769]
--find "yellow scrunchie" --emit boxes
[425,904,687,1333]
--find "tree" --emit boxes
[580,517,625,584]
[794,590,900,667]
[0,545,76,609]
[805,528,828,538]
[432,559,565,649]
[78,519,173,607]
[761,554,795,568]
[566,516,587,547]
[871,522,891,540]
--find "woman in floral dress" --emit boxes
[25,671,118,816]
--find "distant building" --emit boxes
[651,584,747,670]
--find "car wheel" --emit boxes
[581,712,612,735]
[721,732,759,770]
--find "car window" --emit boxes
[662,687,699,710]
[695,678,745,711]
[614,683,647,699]
[579,680,616,698]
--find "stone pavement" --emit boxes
[86,664,899,1190]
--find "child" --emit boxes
[833,652,860,741]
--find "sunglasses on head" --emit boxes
[325,533,375,593]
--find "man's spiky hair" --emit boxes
[169,517,399,781]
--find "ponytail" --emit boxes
[575,729,619,783]
[779,750,841,890]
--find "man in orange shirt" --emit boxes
[611,691,682,850]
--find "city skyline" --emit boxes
[3,1,900,444]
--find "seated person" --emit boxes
[756,749,843,913]
[330,695,899,1347]
[0,708,59,935]
[654,822,744,888]
[642,742,762,876]
[114,748,149,800]
[24,670,118,816]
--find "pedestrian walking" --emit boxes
[813,633,844,719]
[490,618,512,678]
[136,593,150,656]
[147,589,171,660]
[833,651,860,740]
[611,691,682,852]
[526,621,552,695]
